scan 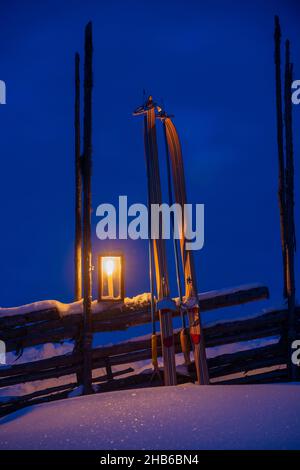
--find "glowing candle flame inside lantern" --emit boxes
[98,253,125,302]
[104,258,115,297]
[104,258,115,276]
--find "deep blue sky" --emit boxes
[0,0,300,309]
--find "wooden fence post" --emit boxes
[284,39,297,380]
[74,52,82,301]
[274,16,288,298]
[82,21,93,395]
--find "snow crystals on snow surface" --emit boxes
[1,384,300,450]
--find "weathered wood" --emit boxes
[208,343,285,378]
[274,16,288,298]
[164,115,209,385]
[82,21,93,394]
[0,369,150,417]
[1,383,76,404]
[2,319,78,342]
[0,325,288,388]
[284,40,297,380]
[0,366,134,410]
[140,98,177,386]
[0,307,60,329]
[2,307,296,381]
[0,343,286,388]
[0,365,79,388]
[0,389,72,418]
[0,284,269,329]
[0,350,133,387]
[205,308,292,347]
[93,367,134,383]
[0,353,79,378]
[1,303,290,357]
[216,367,287,385]
[2,310,284,377]
[3,328,79,354]
[3,309,297,390]
[210,356,286,379]
[208,343,282,368]
[1,284,270,353]
[0,364,287,419]
[74,52,82,301]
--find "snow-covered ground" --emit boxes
[1,384,300,450]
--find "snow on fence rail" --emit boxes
[1,284,268,353]
[1,283,295,415]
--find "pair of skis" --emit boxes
[161,111,209,385]
[134,96,177,386]
[134,96,209,386]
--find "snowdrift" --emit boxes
[1,384,300,450]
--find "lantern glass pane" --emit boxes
[101,256,122,300]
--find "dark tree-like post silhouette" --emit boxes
[74,52,82,302]
[274,16,287,298]
[82,22,93,394]
[284,39,297,380]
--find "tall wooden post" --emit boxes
[274,16,287,298]
[284,40,297,380]
[82,22,93,394]
[74,52,82,301]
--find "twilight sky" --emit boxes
[0,0,300,309]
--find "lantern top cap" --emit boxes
[98,251,124,257]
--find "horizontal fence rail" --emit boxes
[1,285,269,353]
[0,325,289,388]
[1,283,297,416]
[1,307,298,390]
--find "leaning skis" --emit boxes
[162,114,209,385]
[134,96,177,386]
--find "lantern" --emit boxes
[98,253,125,301]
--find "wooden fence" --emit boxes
[1,283,297,416]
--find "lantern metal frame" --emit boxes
[98,252,125,302]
